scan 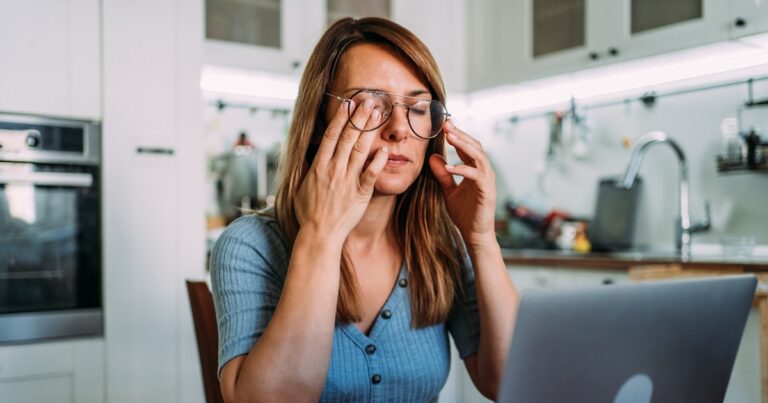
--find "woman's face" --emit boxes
[325,43,432,196]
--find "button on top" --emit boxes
[371,374,382,384]
[380,309,392,319]
[398,278,408,287]
[365,344,376,355]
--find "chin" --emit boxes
[372,173,418,195]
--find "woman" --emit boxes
[211,17,518,402]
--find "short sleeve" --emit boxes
[209,214,289,377]
[446,250,481,359]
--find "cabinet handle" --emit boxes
[608,47,619,57]
[136,147,174,156]
[734,17,747,28]
[291,60,302,70]
[589,52,600,61]
[602,278,614,285]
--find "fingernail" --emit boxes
[448,133,457,140]
[371,109,381,122]
[445,164,454,170]
[446,120,454,129]
[345,99,354,110]
[382,146,389,153]
[363,98,374,110]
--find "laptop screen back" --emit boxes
[498,275,756,403]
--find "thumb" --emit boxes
[429,154,456,193]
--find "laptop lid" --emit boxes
[498,275,757,403]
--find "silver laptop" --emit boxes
[498,275,757,403]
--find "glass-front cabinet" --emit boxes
[204,0,325,74]
[204,0,392,74]
[469,0,734,90]
[610,0,729,65]
[729,0,768,39]
[207,0,282,48]
[531,0,586,58]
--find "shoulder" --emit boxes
[210,213,290,275]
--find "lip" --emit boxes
[366,151,411,162]
[387,153,410,162]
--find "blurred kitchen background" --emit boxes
[1,0,768,402]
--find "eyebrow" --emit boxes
[344,87,431,97]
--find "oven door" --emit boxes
[0,162,102,343]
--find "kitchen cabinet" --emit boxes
[0,0,100,119]
[730,0,768,39]
[467,0,734,91]
[103,0,206,403]
[204,0,467,91]
[0,338,104,403]
[392,0,467,93]
[204,0,325,75]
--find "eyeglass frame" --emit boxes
[324,89,451,140]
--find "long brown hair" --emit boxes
[273,17,464,327]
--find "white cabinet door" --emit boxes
[609,0,730,63]
[730,0,768,39]
[510,0,618,84]
[392,0,467,93]
[0,339,104,403]
[467,0,527,91]
[104,157,179,403]
[205,0,325,75]
[0,0,100,119]
[103,0,206,402]
[469,0,735,90]
[0,376,73,403]
[468,0,618,89]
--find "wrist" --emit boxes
[464,232,499,251]
[296,225,346,252]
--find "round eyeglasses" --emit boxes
[325,90,451,139]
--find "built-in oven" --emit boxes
[0,113,101,343]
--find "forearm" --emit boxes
[231,227,344,402]
[468,236,519,389]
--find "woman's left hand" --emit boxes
[429,120,497,248]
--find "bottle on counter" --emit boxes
[744,128,764,168]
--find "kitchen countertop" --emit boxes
[502,245,768,271]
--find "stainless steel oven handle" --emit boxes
[0,128,41,136]
[0,171,93,187]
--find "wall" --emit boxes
[467,64,768,247]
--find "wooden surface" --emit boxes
[502,249,768,271]
[628,264,768,403]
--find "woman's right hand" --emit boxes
[295,98,390,240]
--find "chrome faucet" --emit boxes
[620,131,710,258]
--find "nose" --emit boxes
[381,104,410,142]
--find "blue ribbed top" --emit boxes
[210,214,480,402]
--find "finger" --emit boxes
[428,154,456,192]
[446,132,488,169]
[359,146,389,193]
[332,98,375,167]
[445,120,482,150]
[316,100,355,165]
[347,108,383,173]
[444,163,481,181]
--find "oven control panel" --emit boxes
[0,113,99,165]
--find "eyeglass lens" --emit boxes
[346,91,447,139]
